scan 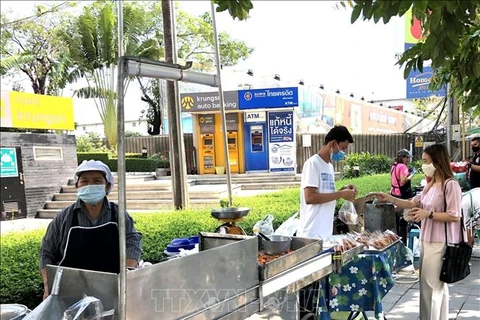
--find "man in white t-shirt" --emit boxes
[298,125,357,239]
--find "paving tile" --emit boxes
[382,292,403,304]
[449,286,473,296]
[456,308,480,319]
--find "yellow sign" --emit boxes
[415,136,423,147]
[181,96,194,110]
[405,9,423,44]
[1,91,74,130]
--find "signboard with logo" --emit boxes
[226,113,239,131]
[406,66,446,99]
[1,91,74,130]
[415,136,424,147]
[404,10,446,99]
[405,9,423,45]
[0,148,19,177]
[239,87,299,110]
[268,111,295,172]
[180,91,238,112]
[198,114,215,134]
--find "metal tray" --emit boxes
[211,207,250,220]
[363,238,402,254]
[332,245,365,272]
[258,237,323,281]
[199,233,323,281]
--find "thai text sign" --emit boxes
[1,91,74,130]
[239,87,298,110]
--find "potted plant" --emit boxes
[151,153,170,177]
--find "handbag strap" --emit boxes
[443,179,465,244]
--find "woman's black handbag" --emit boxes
[439,180,472,283]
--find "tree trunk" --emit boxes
[162,0,185,209]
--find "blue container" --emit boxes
[166,243,195,253]
[189,235,200,244]
[170,238,190,246]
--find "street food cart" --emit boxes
[42,232,333,320]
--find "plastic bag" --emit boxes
[338,201,358,225]
[62,295,113,320]
[24,295,68,320]
[25,268,67,320]
[253,214,274,236]
[274,211,300,236]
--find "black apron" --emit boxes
[391,164,412,199]
[59,208,120,274]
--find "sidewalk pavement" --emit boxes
[368,254,480,320]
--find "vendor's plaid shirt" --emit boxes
[39,198,142,270]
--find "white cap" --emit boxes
[75,160,114,194]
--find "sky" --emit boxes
[0,0,408,125]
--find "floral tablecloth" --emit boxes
[317,241,412,319]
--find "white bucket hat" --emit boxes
[75,160,114,194]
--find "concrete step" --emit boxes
[53,190,221,201]
[68,174,156,185]
[38,199,220,217]
[240,182,300,190]
[61,183,171,193]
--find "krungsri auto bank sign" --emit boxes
[179,91,238,112]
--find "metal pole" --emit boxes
[125,59,220,87]
[116,0,127,319]
[211,2,233,206]
[462,109,466,160]
[446,83,452,156]
[171,0,189,208]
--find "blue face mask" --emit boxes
[77,185,106,205]
[331,143,346,161]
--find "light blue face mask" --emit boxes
[77,184,106,205]
[332,150,345,161]
[331,142,346,161]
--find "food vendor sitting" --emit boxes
[39,160,142,299]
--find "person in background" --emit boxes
[39,160,142,300]
[468,137,480,189]
[462,188,480,245]
[376,144,464,320]
[390,149,416,244]
[298,125,357,239]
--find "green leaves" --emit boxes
[351,5,362,23]
[212,0,253,21]
[350,1,480,115]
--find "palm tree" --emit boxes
[60,2,150,150]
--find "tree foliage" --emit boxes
[349,1,480,115]
[0,2,79,95]
[137,2,253,135]
[212,0,254,21]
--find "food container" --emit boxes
[211,207,251,220]
[363,201,396,232]
[260,235,292,255]
[0,304,30,320]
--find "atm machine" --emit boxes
[200,134,215,174]
[227,131,239,173]
[244,123,268,172]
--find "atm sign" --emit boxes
[245,111,266,123]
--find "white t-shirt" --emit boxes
[298,154,336,239]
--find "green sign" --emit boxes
[0,148,18,177]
